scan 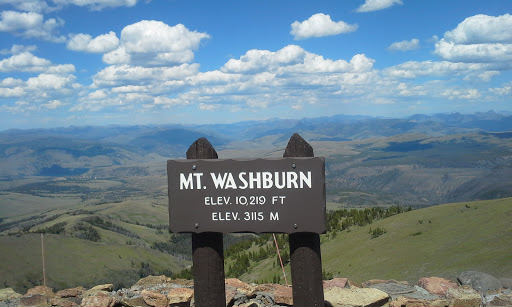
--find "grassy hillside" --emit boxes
[0,233,185,291]
[0,198,191,293]
[231,197,512,284]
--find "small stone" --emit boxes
[417,277,458,297]
[324,287,390,307]
[446,286,482,307]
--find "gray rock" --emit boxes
[487,293,512,307]
[368,282,441,301]
[0,298,21,307]
[233,293,249,305]
[500,278,512,289]
[457,271,502,294]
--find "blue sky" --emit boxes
[0,0,511,130]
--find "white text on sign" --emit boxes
[180,171,312,190]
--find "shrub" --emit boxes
[369,227,387,239]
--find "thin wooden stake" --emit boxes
[41,233,46,287]
[186,138,226,307]
[273,233,288,285]
[284,133,325,307]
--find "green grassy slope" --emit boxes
[0,198,191,293]
[235,197,512,284]
[0,233,187,291]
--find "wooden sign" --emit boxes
[167,157,326,234]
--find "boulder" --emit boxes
[324,287,390,307]
[499,278,512,289]
[26,286,54,298]
[0,288,22,301]
[272,285,293,305]
[80,294,116,307]
[19,294,49,307]
[83,284,113,298]
[252,284,292,306]
[417,277,458,297]
[487,293,512,307]
[225,278,250,289]
[134,275,172,287]
[56,287,86,298]
[457,271,502,294]
[324,278,349,290]
[49,297,79,307]
[367,281,441,301]
[238,302,265,307]
[362,279,408,287]
[121,296,149,307]
[446,286,482,307]
[167,287,194,305]
[225,287,238,306]
[141,290,167,307]
[389,296,451,307]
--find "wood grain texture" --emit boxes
[187,138,226,307]
[285,133,325,307]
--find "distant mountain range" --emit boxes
[1,110,511,206]
[2,110,511,147]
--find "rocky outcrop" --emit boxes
[1,271,511,307]
[417,277,458,297]
[324,287,390,307]
[457,271,503,294]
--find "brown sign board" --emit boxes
[167,157,326,234]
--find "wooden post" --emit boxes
[186,138,226,307]
[284,133,325,306]
[41,233,46,287]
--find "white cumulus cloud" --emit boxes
[356,0,403,13]
[444,14,512,44]
[92,63,198,88]
[388,38,419,51]
[0,0,53,13]
[67,31,119,53]
[441,88,480,100]
[52,0,137,11]
[222,45,374,75]
[0,51,75,73]
[0,10,65,42]
[435,14,512,64]
[103,21,209,66]
[291,13,358,40]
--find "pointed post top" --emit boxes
[283,133,314,158]
[186,137,218,159]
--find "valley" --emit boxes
[1,111,511,292]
